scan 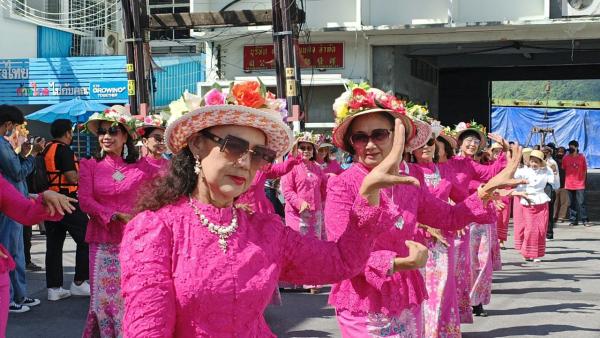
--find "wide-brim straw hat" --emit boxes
[85,105,140,139]
[406,119,434,153]
[529,149,547,167]
[456,128,487,150]
[165,105,293,158]
[437,133,458,150]
[523,147,533,163]
[332,108,415,153]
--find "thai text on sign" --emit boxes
[243,43,344,71]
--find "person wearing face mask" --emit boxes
[553,146,569,222]
[0,104,44,313]
[139,114,168,171]
[119,81,405,337]
[562,140,589,227]
[325,86,524,337]
[79,106,159,337]
[281,132,328,293]
[513,150,555,262]
[43,119,91,302]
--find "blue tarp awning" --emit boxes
[491,106,600,168]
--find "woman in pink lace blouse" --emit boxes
[119,81,418,337]
[326,84,523,337]
[79,106,159,338]
[0,174,76,337]
[139,114,169,171]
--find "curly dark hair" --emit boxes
[93,124,139,164]
[136,147,198,212]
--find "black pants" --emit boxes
[545,185,556,237]
[23,226,32,265]
[265,187,285,219]
[45,203,89,288]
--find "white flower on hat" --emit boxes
[456,122,467,132]
[430,120,443,137]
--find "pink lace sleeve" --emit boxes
[120,211,176,338]
[417,189,492,230]
[471,152,506,182]
[281,166,302,210]
[0,175,57,225]
[363,250,397,289]
[78,159,114,225]
[280,196,395,285]
[264,156,299,179]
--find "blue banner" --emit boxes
[491,106,600,168]
[89,81,128,100]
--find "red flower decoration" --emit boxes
[231,82,265,108]
[348,88,376,110]
[377,94,405,113]
[466,123,471,128]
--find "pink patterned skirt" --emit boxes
[82,243,123,338]
[422,236,461,338]
[454,228,473,324]
[520,203,549,259]
[469,223,493,306]
[336,306,422,337]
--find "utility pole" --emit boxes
[271,0,285,98]
[121,0,138,115]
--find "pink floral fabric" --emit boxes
[469,223,493,306]
[79,154,158,244]
[281,161,327,236]
[327,163,493,318]
[120,195,396,337]
[237,156,299,213]
[336,305,422,337]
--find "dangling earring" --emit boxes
[100,149,105,157]
[194,156,202,175]
[123,144,129,159]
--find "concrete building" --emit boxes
[192,0,600,129]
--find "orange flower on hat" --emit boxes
[231,81,265,108]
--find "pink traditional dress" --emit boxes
[0,175,60,337]
[237,156,299,214]
[446,154,505,322]
[326,163,493,337]
[142,155,169,173]
[79,154,158,338]
[514,166,554,259]
[281,160,328,239]
[496,196,511,243]
[120,193,397,337]
[411,162,470,338]
[318,159,344,176]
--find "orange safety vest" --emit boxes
[43,141,79,194]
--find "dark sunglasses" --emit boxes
[424,138,435,147]
[350,129,393,147]
[148,134,165,143]
[298,145,314,152]
[97,126,121,136]
[201,130,277,168]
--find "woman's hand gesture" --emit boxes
[479,143,527,200]
[359,119,420,205]
[42,190,78,216]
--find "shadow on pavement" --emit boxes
[492,287,582,295]
[486,302,599,316]
[463,324,600,337]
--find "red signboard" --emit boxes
[243,42,344,71]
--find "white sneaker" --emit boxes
[9,302,30,313]
[533,258,542,263]
[48,287,71,301]
[70,281,91,297]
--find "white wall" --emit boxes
[0,9,38,58]
[455,0,547,22]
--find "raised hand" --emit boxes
[359,119,420,205]
[479,143,527,199]
[488,133,509,151]
[42,190,77,216]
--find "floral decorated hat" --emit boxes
[439,126,458,149]
[331,83,415,152]
[405,104,434,153]
[454,120,487,149]
[164,81,293,157]
[137,114,167,138]
[85,105,142,139]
